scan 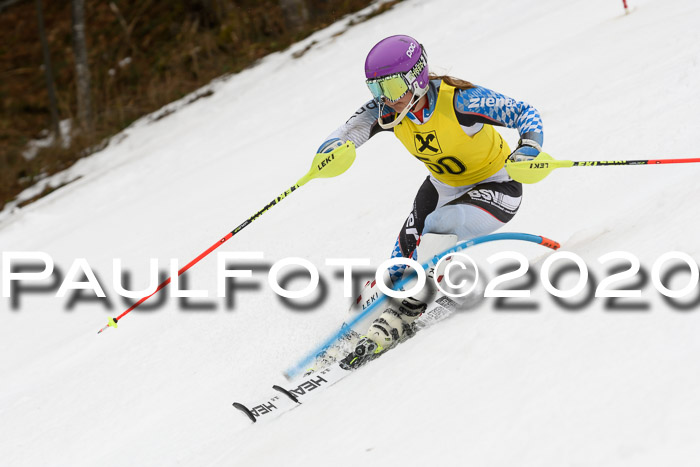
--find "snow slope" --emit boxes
[2,0,700,465]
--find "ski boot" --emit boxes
[339,335,384,370]
[338,299,423,370]
[340,233,457,370]
[339,279,435,371]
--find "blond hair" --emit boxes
[429,73,475,90]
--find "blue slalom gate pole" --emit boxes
[284,232,560,379]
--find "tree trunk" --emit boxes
[279,0,309,33]
[198,0,225,25]
[35,0,60,142]
[71,0,93,134]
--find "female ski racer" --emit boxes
[315,35,544,368]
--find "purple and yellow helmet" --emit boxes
[364,35,429,103]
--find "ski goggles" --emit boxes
[366,74,411,102]
[366,50,428,102]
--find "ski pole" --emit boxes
[505,152,700,184]
[97,141,357,334]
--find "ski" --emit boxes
[233,233,559,423]
[232,392,297,423]
[232,294,466,423]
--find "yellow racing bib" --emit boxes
[393,83,510,186]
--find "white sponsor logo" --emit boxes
[405,213,419,240]
[468,189,497,202]
[467,189,521,212]
[468,96,516,109]
[406,42,416,58]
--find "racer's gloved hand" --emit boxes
[316,138,344,154]
[508,139,542,163]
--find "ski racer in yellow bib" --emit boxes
[315,35,544,369]
[393,81,510,186]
